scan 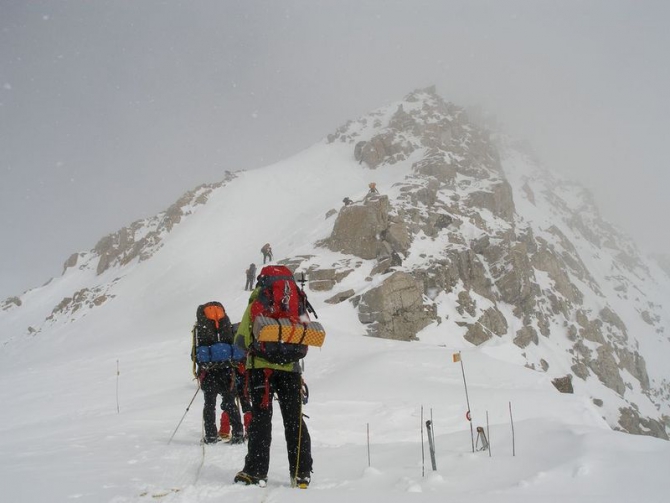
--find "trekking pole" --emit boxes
[486,410,491,457]
[167,382,201,445]
[366,423,371,467]
[116,359,120,414]
[293,380,306,486]
[509,401,516,457]
[420,406,425,477]
[426,419,437,471]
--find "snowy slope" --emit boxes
[1,90,670,502]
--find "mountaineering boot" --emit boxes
[234,471,267,487]
[229,433,245,445]
[292,474,310,489]
[202,435,220,445]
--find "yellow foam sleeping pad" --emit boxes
[252,316,326,347]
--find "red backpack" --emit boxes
[250,265,309,364]
[251,265,305,321]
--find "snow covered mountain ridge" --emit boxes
[2,86,669,444]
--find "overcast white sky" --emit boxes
[1,0,669,299]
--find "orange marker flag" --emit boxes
[452,352,461,363]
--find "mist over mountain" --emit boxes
[3,85,669,434]
[3,1,670,305]
[1,87,669,501]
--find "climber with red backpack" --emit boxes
[233,265,325,488]
[191,301,247,445]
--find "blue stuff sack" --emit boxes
[210,342,232,362]
[196,345,211,363]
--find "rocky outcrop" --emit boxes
[466,180,515,221]
[489,241,538,316]
[355,127,415,169]
[383,220,412,254]
[552,375,574,394]
[464,306,507,346]
[463,322,492,346]
[62,252,80,273]
[412,150,457,184]
[308,269,338,292]
[1,296,22,312]
[324,289,355,305]
[618,407,669,440]
[447,249,493,300]
[589,346,626,396]
[322,86,670,439]
[325,195,390,260]
[45,284,116,324]
[616,348,650,391]
[532,248,583,304]
[514,326,538,348]
[308,268,353,292]
[354,271,434,341]
[93,174,236,275]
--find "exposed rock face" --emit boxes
[384,221,412,254]
[307,268,353,292]
[308,269,338,292]
[464,306,509,345]
[413,150,457,184]
[616,348,650,391]
[446,249,492,299]
[514,326,538,348]
[571,362,590,380]
[62,253,79,273]
[532,248,583,304]
[320,86,670,439]
[489,241,538,315]
[552,375,574,394]
[464,323,492,346]
[324,289,355,305]
[355,271,434,341]
[325,195,391,259]
[1,296,22,312]
[466,181,515,221]
[590,346,626,396]
[356,129,415,169]
[479,307,508,336]
[94,174,236,275]
[618,407,669,440]
[277,255,314,275]
[45,285,116,325]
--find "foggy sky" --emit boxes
[1,0,669,299]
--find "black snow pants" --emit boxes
[201,367,243,440]
[242,368,312,479]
